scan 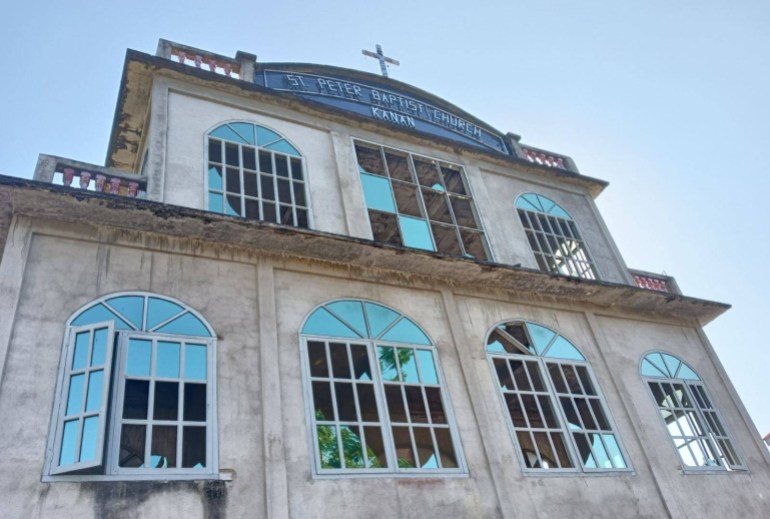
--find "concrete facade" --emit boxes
[0,40,768,518]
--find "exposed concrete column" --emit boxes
[33,155,57,182]
[0,216,33,394]
[257,260,290,519]
[438,289,518,519]
[693,326,770,465]
[235,51,257,83]
[583,311,679,519]
[146,79,170,202]
[329,131,371,239]
[156,39,173,59]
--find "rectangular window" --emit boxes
[354,141,490,261]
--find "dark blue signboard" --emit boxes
[260,70,509,155]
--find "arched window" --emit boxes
[486,321,628,472]
[641,352,743,471]
[45,293,217,479]
[516,193,597,279]
[207,121,309,228]
[300,299,465,475]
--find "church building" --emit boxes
[0,39,767,518]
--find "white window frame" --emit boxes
[44,292,220,481]
[299,299,467,478]
[205,120,312,229]
[641,352,745,473]
[515,193,598,280]
[486,321,631,475]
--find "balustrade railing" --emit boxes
[34,155,147,199]
[156,39,256,82]
[630,269,678,294]
[520,146,570,170]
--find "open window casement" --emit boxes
[50,321,116,475]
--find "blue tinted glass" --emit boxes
[59,420,79,466]
[399,348,419,382]
[106,296,144,330]
[677,364,700,381]
[91,327,108,366]
[157,341,181,378]
[127,339,152,376]
[361,173,396,213]
[603,434,626,468]
[544,336,584,360]
[646,353,669,377]
[146,298,185,330]
[515,196,540,212]
[422,453,439,469]
[72,332,89,370]
[303,307,361,338]
[256,126,282,146]
[641,359,666,378]
[208,167,223,190]
[210,124,248,144]
[326,301,367,337]
[265,140,301,157]
[398,216,435,251]
[85,370,103,412]
[431,183,445,192]
[538,196,555,214]
[381,318,431,345]
[523,194,543,211]
[185,344,207,380]
[209,192,224,213]
[591,434,612,468]
[230,122,256,144]
[66,374,85,415]
[662,354,681,378]
[378,346,399,381]
[416,349,438,384]
[225,197,240,216]
[549,205,571,219]
[486,339,507,353]
[526,323,556,355]
[80,416,99,462]
[156,312,211,337]
[72,304,132,330]
[364,303,400,338]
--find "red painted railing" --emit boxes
[520,146,567,169]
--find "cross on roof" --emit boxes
[362,44,400,78]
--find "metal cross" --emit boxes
[362,44,400,78]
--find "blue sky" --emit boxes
[1,1,769,436]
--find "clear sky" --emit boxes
[1,1,769,436]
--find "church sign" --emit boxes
[260,70,510,155]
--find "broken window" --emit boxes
[301,299,465,475]
[516,193,597,279]
[46,293,217,479]
[208,122,309,228]
[641,352,744,471]
[354,141,490,260]
[487,321,629,473]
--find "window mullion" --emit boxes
[369,341,397,470]
[540,359,579,470]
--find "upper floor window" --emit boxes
[354,140,489,260]
[516,193,597,279]
[207,122,309,228]
[486,321,629,473]
[641,352,744,471]
[45,293,217,479]
[301,299,465,475]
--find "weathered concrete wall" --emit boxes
[151,80,631,283]
[0,221,766,518]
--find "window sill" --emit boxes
[41,471,233,483]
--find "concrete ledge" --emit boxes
[0,175,729,325]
